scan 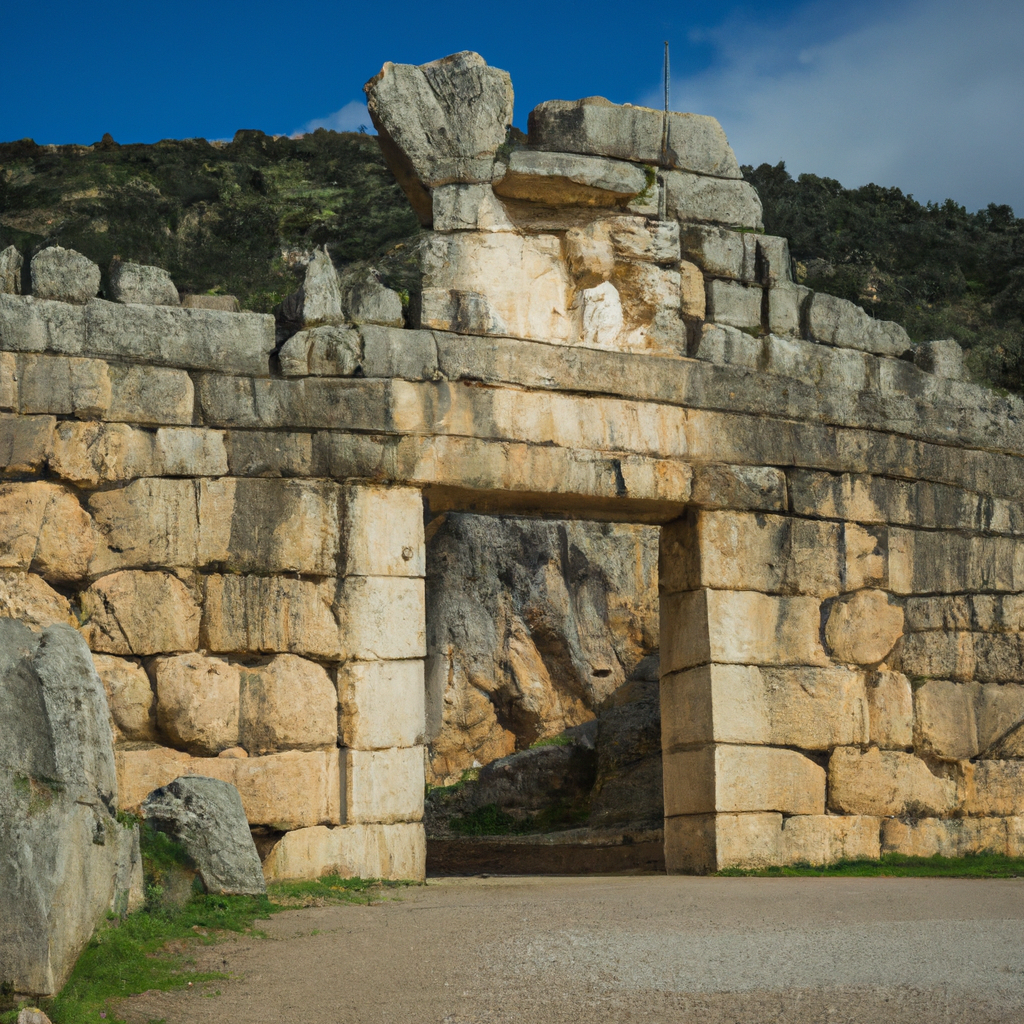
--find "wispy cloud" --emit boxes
[650,0,1024,213]
[292,100,372,137]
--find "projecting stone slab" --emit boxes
[365,51,513,223]
[343,746,425,824]
[807,291,911,357]
[261,823,426,882]
[663,744,825,816]
[527,97,741,178]
[493,150,648,206]
[107,261,180,306]
[827,746,958,816]
[662,171,763,229]
[338,659,425,750]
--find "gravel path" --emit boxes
[119,875,1024,1023]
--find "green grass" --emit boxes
[717,852,1024,878]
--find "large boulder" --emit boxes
[29,246,100,304]
[142,776,266,896]
[0,620,141,999]
[365,51,514,225]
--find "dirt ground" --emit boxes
[119,875,1024,1024]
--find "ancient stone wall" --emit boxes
[4,49,1024,878]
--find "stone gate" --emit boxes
[3,51,1024,880]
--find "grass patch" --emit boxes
[717,852,1024,878]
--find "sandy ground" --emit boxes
[119,875,1024,1024]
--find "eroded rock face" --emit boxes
[365,51,514,225]
[425,514,659,785]
[0,621,141,998]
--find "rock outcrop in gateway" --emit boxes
[3,50,1024,975]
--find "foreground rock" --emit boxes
[142,776,266,895]
[0,620,141,998]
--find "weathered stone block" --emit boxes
[365,52,513,223]
[493,150,648,206]
[962,760,1024,816]
[80,571,200,656]
[107,261,180,306]
[432,183,515,232]
[340,270,404,327]
[825,589,904,665]
[914,338,965,380]
[827,746,957,816]
[0,413,54,475]
[341,484,424,577]
[904,594,1024,633]
[279,325,360,377]
[15,353,111,418]
[360,325,438,380]
[92,654,157,743]
[31,246,100,304]
[335,576,426,661]
[0,245,22,294]
[106,363,194,425]
[807,292,911,357]
[663,171,763,229]
[609,218,680,263]
[343,746,424,824]
[419,232,571,342]
[115,746,342,828]
[688,465,787,512]
[0,570,75,628]
[663,744,825,816]
[337,659,425,750]
[239,654,338,755]
[155,653,241,756]
[781,814,881,866]
[881,816,1013,858]
[889,528,1024,595]
[915,680,1024,760]
[867,670,913,749]
[527,98,741,178]
[660,589,828,671]
[768,285,811,336]
[705,278,763,332]
[690,322,760,367]
[201,575,342,658]
[661,663,870,751]
[225,429,314,478]
[261,822,426,882]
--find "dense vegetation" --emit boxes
[744,162,1024,391]
[0,130,419,312]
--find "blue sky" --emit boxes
[4,0,1022,212]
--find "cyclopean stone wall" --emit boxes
[3,50,1024,879]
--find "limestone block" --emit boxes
[340,270,404,327]
[79,571,200,655]
[341,484,425,577]
[573,282,624,350]
[419,232,571,342]
[680,224,747,279]
[690,322,760,367]
[15,354,111,418]
[201,575,342,658]
[679,262,706,320]
[295,247,344,325]
[279,325,360,377]
[665,812,780,873]
[0,293,88,355]
[432,183,515,232]
[844,524,888,590]
[807,292,911,357]
[261,822,426,882]
[0,245,23,293]
[0,481,95,583]
[225,429,314,478]
[564,221,615,287]
[343,745,424,824]
[827,746,957,816]
[904,594,1024,633]
[155,653,241,756]
[613,262,685,349]
[867,670,913,749]
[768,284,811,336]
[914,680,1024,760]
[335,576,426,661]
[493,150,648,206]
[106,363,194,425]
[239,654,338,755]
[30,246,100,304]
[0,413,54,475]
[663,171,763,230]
[688,464,787,512]
[180,294,240,312]
[661,510,843,597]
[881,816,1012,858]
[914,338,965,380]
[890,632,975,682]
[154,427,228,477]
[338,659,425,750]
[825,589,904,665]
[661,663,870,751]
[359,325,438,380]
[49,422,152,486]
[705,279,763,332]
[663,744,825,816]
[365,52,513,223]
[107,261,180,306]
[889,528,1024,595]
[661,589,828,672]
[781,814,881,866]
[527,98,741,178]
[608,218,680,263]
[92,654,157,743]
[962,760,1024,816]
[115,745,342,828]
[0,570,75,628]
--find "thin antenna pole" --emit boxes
[664,40,670,114]
[660,41,670,171]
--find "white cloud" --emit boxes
[293,100,372,137]
[651,0,1024,212]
